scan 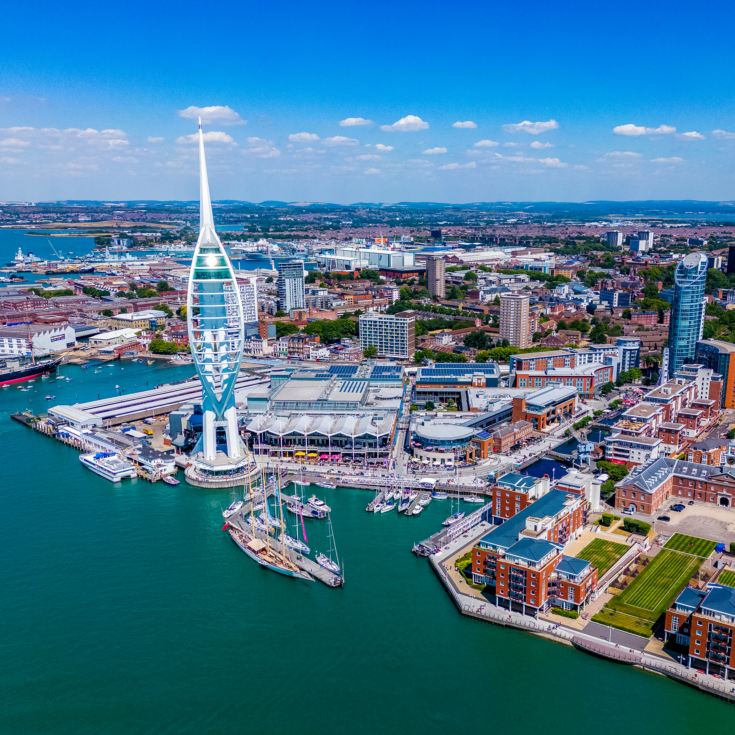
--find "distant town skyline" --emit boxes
[2,1,735,202]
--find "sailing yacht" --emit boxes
[316,512,342,578]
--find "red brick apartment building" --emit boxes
[472,489,596,615]
[665,581,735,680]
[615,458,735,514]
[490,472,550,521]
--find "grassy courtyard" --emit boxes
[718,569,735,588]
[592,546,706,637]
[664,533,716,558]
[576,538,629,576]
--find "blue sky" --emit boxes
[2,0,735,202]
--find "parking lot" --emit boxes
[654,502,735,545]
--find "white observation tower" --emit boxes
[184,120,256,487]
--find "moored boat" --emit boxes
[307,495,331,513]
[463,495,485,504]
[222,499,244,519]
[316,552,341,575]
[442,511,466,527]
[79,452,137,482]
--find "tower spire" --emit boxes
[198,118,214,230]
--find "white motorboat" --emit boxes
[79,452,137,482]
[307,495,332,513]
[222,500,244,519]
[463,495,485,504]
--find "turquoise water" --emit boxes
[0,363,731,734]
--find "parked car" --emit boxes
[671,503,686,512]
[657,515,671,522]
[687,500,695,505]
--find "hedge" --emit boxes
[623,518,651,535]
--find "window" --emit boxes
[671,617,679,632]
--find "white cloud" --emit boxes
[323,135,358,146]
[712,129,735,140]
[364,167,381,175]
[288,131,320,143]
[380,115,429,132]
[0,137,30,149]
[339,117,372,127]
[440,161,477,170]
[176,130,235,145]
[613,123,676,136]
[452,120,477,129]
[651,156,684,164]
[602,150,642,160]
[147,136,164,144]
[423,146,447,155]
[679,130,705,140]
[503,119,559,135]
[530,141,553,150]
[178,105,245,125]
[373,143,394,152]
[473,139,499,148]
[538,157,567,168]
[243,136,280,158]
[0,155,20,164]
[355,154,380,161]
[0,126,130,150]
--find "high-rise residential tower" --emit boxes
[359,311,416,359]
[184,122,255,487]
[238,275,259,325]
[276,260,305,313]
[426,255,446,298]
[668,252,708,372]
[500,292,531,348]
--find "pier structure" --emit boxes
[185,121,257,488]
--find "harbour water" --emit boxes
[0,364,732,733]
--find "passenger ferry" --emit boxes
[79,452,137,482]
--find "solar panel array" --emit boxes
[370,365,403,380]
[328,365,359,378]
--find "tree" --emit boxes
[363,345,378,358]
[149,338,184,355]
[463,331,491,350]
[101,309,113,317]
[275,322,300,338]
[176,305,187,319]
[424,400,435,411]
[156,280,172,293]
[600,382,615,395]
[275,309,287,318]
[463,271,477,282]
[622,308,632,320]
[155,303,173,317]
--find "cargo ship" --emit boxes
[0,356,61,387]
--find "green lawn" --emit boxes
[718,569,735,588]
[576,538,629,576]
[664,533,716,558]
[593,548,704,637]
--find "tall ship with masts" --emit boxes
[225,467,313,581]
